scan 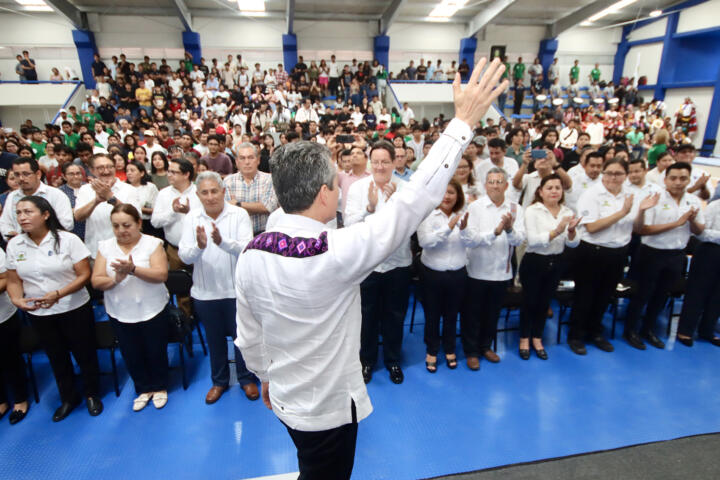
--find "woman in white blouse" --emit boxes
[417,179,468,372]
[6,196,102,422]
[126,161,161,239]
[454,153,480,204]
[520,174,580,360]
[92,204,170,412]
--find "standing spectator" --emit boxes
[513,79,525,115]
[179,172,258,404]
[223,143,278,235]
[59,162,87,241]
[20,51,37,81]
[513,57,525,84]
[200,134,233,176]
[6,196,102,422]
[125,161,159,237]
[15,55,25,81]
[92,204,170,411]
[570,60,580,83]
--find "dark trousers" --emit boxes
[624,245,684,336]
[28,302,100,403]
[461,278,508,356]
[678,243,720,339]
[360,267,411,369]
[194,298,255,387]
[520,253,563,339]
[569,242,628,341]
[110,309,169,395]
[285,400,358,480]
[0,313,28,405]
[421,266,466,356]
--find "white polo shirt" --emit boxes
[641,189,705,250]
[98,234,169,323]
[0,183,74,241]
[577,182,638,248]
[0,249,18,323]
[75,180,142,257]
[6,231,90,316]
[178,203,253,301]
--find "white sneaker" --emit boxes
[133,393,152,412]
[152,391,168,409]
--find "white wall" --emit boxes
[677,0,720,33]
[664,87,714,149]
[626,17,667,41]
[623,43,663,85]
[556,26,620,86]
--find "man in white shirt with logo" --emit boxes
[566,151,603,212]
[73,154,141,257]
[624,162,705,350]
[234,59,508,480]
[0,157,73,241]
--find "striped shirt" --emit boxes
[223,171,278,234]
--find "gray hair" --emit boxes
[486,166,509,182]
[270,141,336,214]
[196,171,224,189]
[236,142,258,155]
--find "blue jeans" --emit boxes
[497,92,507,114]
[193,298,256,387]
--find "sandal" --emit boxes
[133,393,152,412]
[445,355,458,369]
[425,355,437,373]
[152,391,168,409]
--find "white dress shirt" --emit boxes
[524,202,580,255]
[75,180,141,257]
[266,207,337,231]
[178,203,253,300]
[641,189,705,250]
[0,249,18,324]
[577,182,638,248]
[585,122,604,145]
[150,183,202,247]
[566,169,601,212]
[473,157,519,196]
[646,167,666,186]
[235,118,473,432]
[6,231,90,316]
[698,200,720,244]
[559,127,578,149]
[345,176,411,273]
[417,209,466,271]
[460,195,526,281]
[98,234,168,323]
[0,183,74,240]
[133,183,159,220]
[295,106,319,124]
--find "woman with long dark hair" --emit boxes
[519,174,580,360]
[126,161,161,239]
[6,196,101,422]
[150,151,170,190]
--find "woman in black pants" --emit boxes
[417,179,467,371]
[6,196,102,422]
[520,174,580,360]
[0,248,29,425]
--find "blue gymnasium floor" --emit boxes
[1,296,720,480]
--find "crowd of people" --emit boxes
[0,52,718,436]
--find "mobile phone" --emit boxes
[531,149,547,160]
[337,134,354,144]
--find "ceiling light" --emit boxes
[587,0,639,22]
[14,0,52,8]
[429,0,468,19]
[236,0,265,12]
[649,9,662,17]
[580,20,593,26]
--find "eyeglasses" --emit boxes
[94,165,114,172]
[603,171,626,178]
[486,180,506,185]
[370,160,393,167]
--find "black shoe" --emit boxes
[643,332,665,349]
[534,348,549,360]
[9,408,28,425]
[361,364,372,384]
[624,332,646,350]
[388,366,404,384]
[592,336,614,352]
[87,396,103,416]
[53,397,81,422]
[709,337,720,347]
[519,349,530,360]
[676,335,693,347]
[445,355,458,370]
[568,339,587,356]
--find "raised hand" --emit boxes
[693,173,710,189]
[196,225,208,249]
[556,216,572,233]
[211,222,222,245]
[459,212,469,230]
[367,182,379,212]
[568,216,582,232]
[639,193,660,211]
[621,194,634,215]
[677,209,694,226]
[453,57,509,127]
[91,178,113,201]
[172,197,190,214]
[502,212,514,232]
[382,182,397,200]
[448,213,462,230]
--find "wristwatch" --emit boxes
[107,196,118,205]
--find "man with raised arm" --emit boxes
[235,59,508,480]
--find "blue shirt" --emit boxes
[393,169,413,182]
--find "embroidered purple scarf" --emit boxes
[244,231,329,258]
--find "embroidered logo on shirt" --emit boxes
[17,253,27,262]
[244,231,329,258]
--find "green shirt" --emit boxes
[590,68,601,81]
[626,130,644,146]
[82,112,102,130]
[513,63,525,80]
[506,144,526,167]
[183,59,193,73]
[30,141,46,158]
[570,66,579,80]
[64,132,80,149]
[502,62,511,79]
[647,144,667,168]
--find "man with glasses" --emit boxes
[0,157,73,241]
[345,141,411,385]
[74,153,141,256]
